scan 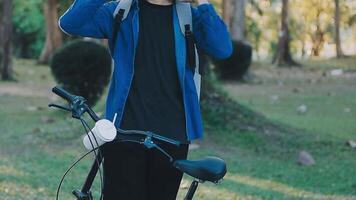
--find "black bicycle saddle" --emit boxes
[173,157,227,183]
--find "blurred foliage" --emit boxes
[13,0,45,58]
[291,0,335,56]
[213,41,252,80]
[246,16,262,58]
[12,0,73,59]
[10,0,356,59]
[245,0,355,58]
[50,40,112,106]
[246,0,280,59]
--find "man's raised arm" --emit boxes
[59,0,113,39]
[192,2,233,60]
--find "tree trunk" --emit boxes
[310,25,324,57]
[0,0,14,80]
[310,10,325,57]
[230,0,246,41]
[38,0,63,64]
[273,0,299,67]
[334,0,344,58]
[301,40,306,58]
[222,0,233,31]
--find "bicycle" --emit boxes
[49,86,227,200]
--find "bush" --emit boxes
[213,40,252,81]
[51,40,112,106]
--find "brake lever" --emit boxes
[143,135,156,149]
[48,103,71,112]
[143,136,174,162]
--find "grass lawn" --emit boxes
[0,57,355,200]
[224,56,356,141]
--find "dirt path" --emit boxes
[0,84,51,97]
[0,59,54,98]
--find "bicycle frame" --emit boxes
[72,153,201,200]
[50,86,204,200]
[72,153,102,200]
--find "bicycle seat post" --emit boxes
[184,180,199,200]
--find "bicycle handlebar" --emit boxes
[117,129,180,146]
[52,86,76,103]
[50,86,180,147]
[51,86,182,200]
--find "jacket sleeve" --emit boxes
[59,0,113,39]
[192,4,233,60]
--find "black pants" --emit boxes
[102,141,189,200]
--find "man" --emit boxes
[59,0,232,199]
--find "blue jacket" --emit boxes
[59,0,232,141]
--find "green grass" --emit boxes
[0,58,356,199]
[225,57,356,141]
[220,56,356,199]
[302,56,356,71]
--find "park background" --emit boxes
[0,0,356,199]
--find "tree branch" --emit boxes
[249,0,263,16]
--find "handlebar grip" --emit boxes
[152,133,180,146]
[52,86,75,102]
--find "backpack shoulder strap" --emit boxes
[175,2,199,72]
[176,3,201,99]
[112,0,133,49]
[113,0,133,19]
[175,3,193,36]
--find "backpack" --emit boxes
[112,0,201,99]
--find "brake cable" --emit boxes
[55,118,104,200]
[55,146,99,200]
[80,119,104,200]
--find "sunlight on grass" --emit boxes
[228,174,356,200]
[0,165,25,177]
[0,181,49,200]
[195,186,261,200]
[178,179,262,200]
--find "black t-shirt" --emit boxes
[120,0,188,143]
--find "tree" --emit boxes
[38,0,63,64]
[273,0,299,67]
[247,20,262,59]
[13,0,45,59]
[310,6,325,57]
[0,0,14,80]
[222,0,233,32]
[231,0,246,41]
[223,0,246,41]
[218,0,253,81]
[334,0,344,58]
[223,0,252,45]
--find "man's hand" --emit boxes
[176,0,209,5]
